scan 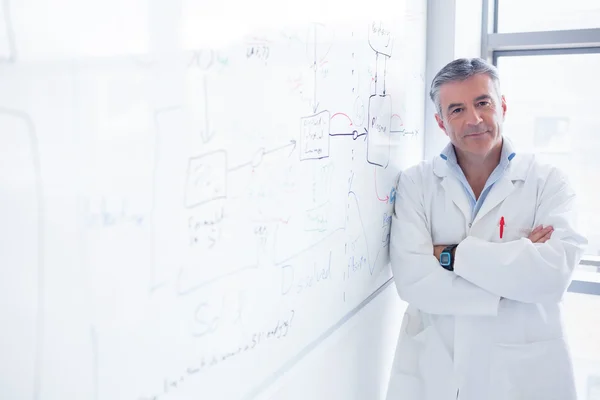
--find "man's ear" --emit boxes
[501,95,507,118]
[435,113,447,134]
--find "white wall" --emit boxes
[423,0,484,160]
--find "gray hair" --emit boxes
[429,58,502,117]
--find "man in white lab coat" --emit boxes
[386,58,588,400]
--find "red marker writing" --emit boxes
[499,216,505,239]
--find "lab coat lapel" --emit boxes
[472,156,529,226]
[434,156,471,222]
[472,175,515,226]
[440,176,472,222]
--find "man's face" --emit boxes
[435,73,507,157]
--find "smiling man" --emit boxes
[386,58,588,400]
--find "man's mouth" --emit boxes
[465,130,488,137]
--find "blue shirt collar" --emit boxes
[439,137,516,167]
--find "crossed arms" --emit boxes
[389,169,587,316]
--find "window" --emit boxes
[497,0,600,33]
[483,0,600,259]
[483,2,600,398]
[496,51,600,256]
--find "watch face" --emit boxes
[440,252,451,266]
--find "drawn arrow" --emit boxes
[311,24,319,114]
[374,167,389,203]
[330,131,354,137]
[263,139,296,157]
[330,112,364,138]
[287,139,297,156]
[330,112,353,126]
[201,75,216,144]
[329,128,367,141]
[374,52,378,95]
[383,56,387,95]
[228,140,297,172]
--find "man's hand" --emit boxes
[434,245,450,262]
[528,225,553,244]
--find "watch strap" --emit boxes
[440,244,459,271]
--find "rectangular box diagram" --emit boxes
[184,150,227,208]
[300,110,330,160]
[367,94,392,168]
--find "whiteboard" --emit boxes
[0,0,426,399]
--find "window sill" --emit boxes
[570,258,600,295]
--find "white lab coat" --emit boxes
[386,149,587,400]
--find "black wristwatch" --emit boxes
[440,244,459,271]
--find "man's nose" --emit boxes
[465,107,483,125]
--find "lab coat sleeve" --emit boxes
[454,167,588,304]
[390,169,501,316]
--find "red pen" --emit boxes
[499,216,505,239]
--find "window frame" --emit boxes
[481,0,600,291]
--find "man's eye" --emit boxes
[478,101,490,107]
[451,108,462,114]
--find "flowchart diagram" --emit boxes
[299,21,417,168]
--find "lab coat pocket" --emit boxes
[391,319,432,374]
[387,325,430,400]
[500,224,532,242]
[489,338,577,400]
